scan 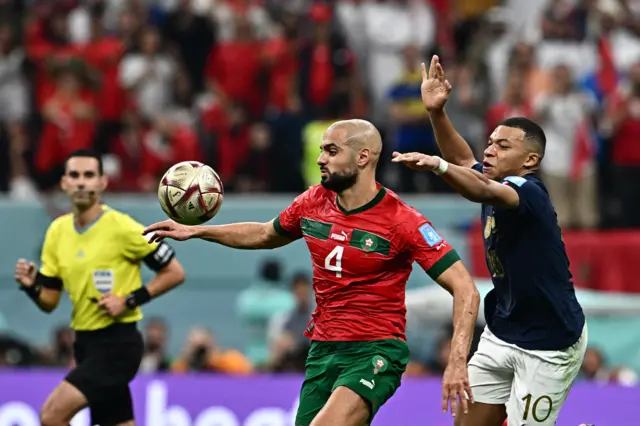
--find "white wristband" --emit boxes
[433,157,449,175]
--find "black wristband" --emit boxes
[20,283,42,302]
[125,287,151,310]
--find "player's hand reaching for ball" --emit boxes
[391,152,440,171]
[143,220,195,243]
[97,293,126,317]
[14,259,37,288]
[421,55,452,112]
[442,358,473,417]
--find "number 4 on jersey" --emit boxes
[325,246,344,278]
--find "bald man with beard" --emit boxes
[144,119,481,426]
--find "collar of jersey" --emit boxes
[336,186,387,216]
[74,204,109,234]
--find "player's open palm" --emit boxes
[143,220,194,243]
[442,359,473,417]
[15,259,37,288]
[391,152,440,171]
[421,55,452,112]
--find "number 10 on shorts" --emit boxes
[325,246,344,278]
[522,394,553,423]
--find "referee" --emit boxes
[14,149,186,426]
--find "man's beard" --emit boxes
[320,169,358,193]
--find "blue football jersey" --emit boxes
[473,163,585,350]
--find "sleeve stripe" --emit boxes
[273,216,299,240]
[426,250,461,280]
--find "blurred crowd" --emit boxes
[1,257,638,384]
[0,0,638,229]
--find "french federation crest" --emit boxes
[372,355,388,374]
[484,216,495,239]
[361,233,378,252]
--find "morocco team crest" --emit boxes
[361,233,378,252]
[372,355,388,374]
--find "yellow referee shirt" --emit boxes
[39,205,170,331]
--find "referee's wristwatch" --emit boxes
[125,287,151,309]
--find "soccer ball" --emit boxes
[157,161,224,226]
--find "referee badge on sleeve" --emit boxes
[92,269,114,294]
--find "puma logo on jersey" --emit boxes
[330,231,349,242]
[360,378,375,389]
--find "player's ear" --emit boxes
[523,152,540,170]
[99,174,109,191]
[59,174,67,192]
[357,149,371,167]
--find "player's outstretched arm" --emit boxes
[392,153,520,208]
[420,56,477,168]
[143,219,294,250]
[434,260,481,415]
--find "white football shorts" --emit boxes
[468,324,588,426]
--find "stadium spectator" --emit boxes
[387,43,438,193]
[603,61,640,228]
[0,21,33,198]
[533,63,599,229]
[237,259,295,367]
[580,346,639,386]
[40,325,74,368]
[163,0,216,92]
[267,272,314,372]
[119,25,176,121]
[204,13,263,116]
[35,60,98,190]
[81,2,127,156]
[171,326,253,374]
[233,121,273,192]
[140,317,172,373]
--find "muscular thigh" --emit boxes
[295,340,409,426]
[468,329,514,406]
[506,327,588,426]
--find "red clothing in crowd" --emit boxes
[485,101,532,136]
[205,40,263,114]
[82,37,127,121]
[263,36,298,111]
[25,20,83,110]
[111,125,203,191]
[36,91,97,173]
[608,91,640,166]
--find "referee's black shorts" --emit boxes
[65,322,144,425]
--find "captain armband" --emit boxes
[143,242,175,272]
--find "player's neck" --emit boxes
[337,179,380,213]
[73,203,103,228]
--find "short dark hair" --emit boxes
[499,117,547,158]
[65,149,103,175]
[260,259,282,282]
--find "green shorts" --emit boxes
[295,339,409,426]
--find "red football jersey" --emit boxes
[274,184,459,341]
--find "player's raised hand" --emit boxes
[391,151,440,171]
[421,55,452,112]
[14,259,37,288]
[143,220,194,243]
[442,359,473,417]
